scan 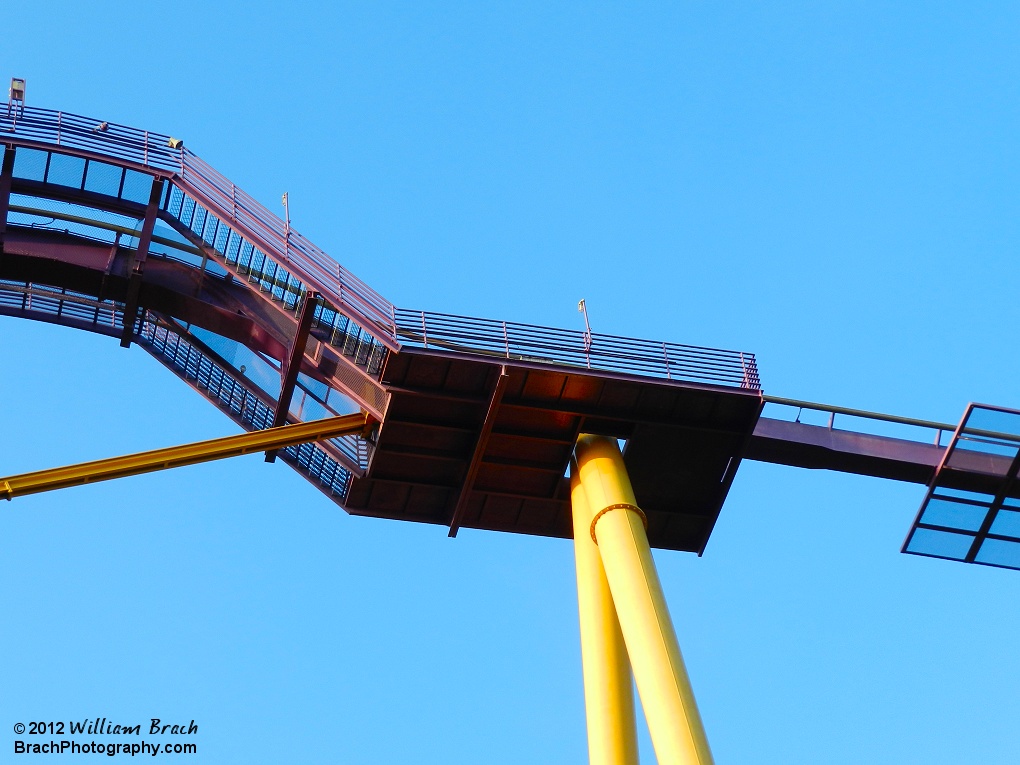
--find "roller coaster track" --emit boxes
[0,104,762,549]
[5,102,1020,574]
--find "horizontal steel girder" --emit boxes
[746,417,943,483]
[0,413,370,501]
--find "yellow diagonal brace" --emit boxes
[0,412,370,501]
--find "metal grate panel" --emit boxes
[138,319,354,500]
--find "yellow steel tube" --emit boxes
[574,434,714,765]
[570,462,639,765]
[0,413,370,500]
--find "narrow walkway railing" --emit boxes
[2,104,398,349]
[394,309,761,390]
[762,396,956,446]
[2,104,762,393]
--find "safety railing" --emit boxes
[0,279,125,334]
[762,396,955,446]
[2,104,398,351]
[160,184,390,382]
[0,105,180,171]
[178,153,397,344]
[3,104,763,392]
[394,309,761,390]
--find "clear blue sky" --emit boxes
[2,3,1019,763]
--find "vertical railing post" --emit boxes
[662,343,672,380]
[503,321,510,359]
[143,131,149,166]
[421,310,428,348]
[390,304,398,343]
[739,352,749,389]
[56,112,62,145]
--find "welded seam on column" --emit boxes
[590,503,647,543]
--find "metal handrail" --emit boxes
[2,104,398,348]
[176,152,397,345]
[2,104,762,392]
[762,395,955,446]
[394,309,761,390]
[763,396,955,431]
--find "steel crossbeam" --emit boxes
[0,146,14,242]
[119,177,164,347]
[266,291,320,463]
[0,413,369,501]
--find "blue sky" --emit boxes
[2,2,1019,762]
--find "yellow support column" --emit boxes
[570,462,639,765]
[574,435,714,765]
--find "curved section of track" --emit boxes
[1,104,762,548]
[1,106,389,507]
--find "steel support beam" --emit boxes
[266,291,320,462]
[157,211,390,420]
[8,202,203,257]
[0,146,15,244]
[570,462,639,765]
[747,417,944,483]
[574,434,714,765]
[119,177,164,347]
[172,178,399,352]
[448,365,508,537]
[0,413,368,501]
